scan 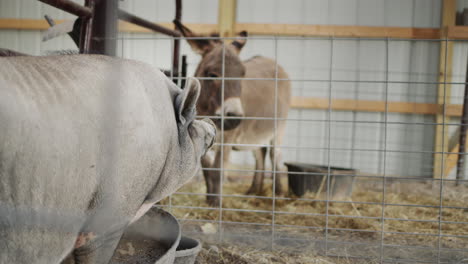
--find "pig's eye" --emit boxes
[207,72,219,79]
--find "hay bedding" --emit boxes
[160,177,468,263]
[195,243,378,264]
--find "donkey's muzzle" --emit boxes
[213,112,242,131]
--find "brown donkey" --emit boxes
[175,21,291,205]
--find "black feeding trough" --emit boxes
[284,162,357,199]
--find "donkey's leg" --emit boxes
[270,145,284,195]
[270,127,287,195]
[206,146,231,206]
[201,153,214,199]
[246,147,267,195]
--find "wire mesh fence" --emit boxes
[5,1,468,263]
[117,34,468,263]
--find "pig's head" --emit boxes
[175,77,216,158]
[145,77,216,204]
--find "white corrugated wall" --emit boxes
[1,0,467,179]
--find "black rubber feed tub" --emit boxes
[174,236,202,264]
[110,208,201,264]
[285,162,356,199]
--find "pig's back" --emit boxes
[0,55,176,221]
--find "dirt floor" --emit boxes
[160,174,468,263]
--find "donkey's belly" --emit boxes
[230,124,274,150]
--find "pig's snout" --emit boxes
[202,118,216,151]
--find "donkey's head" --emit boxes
[175,21,247,131]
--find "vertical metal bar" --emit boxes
[181,55,188,89]
[349,0,359,172]
[79,0,93,54]
[350,39,360,170]
[270,35,279,249]
[455,56,468,185]
[168,37,175,213]
[218,41,226,242]
[379,38,390,263]
[88,0,118,55]
[324,37,334,256]
[437,37,449,264]
[172,0,182,85]
[169,38,175,86]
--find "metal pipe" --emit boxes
[172,0,183,85]
[79,0,93,54]
[0,48,29,57]
[44,15,55,26]
[88,0,118,55]
[456,54,468,185]
[118,9,181,37]
[38,0,92,18]
[44,15,81,47]
[180,55,187,88]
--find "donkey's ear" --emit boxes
[231,31,248,54]
[174,20,216,55]
[175,77,201,127]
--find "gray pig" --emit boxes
[0,55,215,263]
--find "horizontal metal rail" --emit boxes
[125,73,468,85]
[38,0,93,18]
[158,204,468,229]
[37,1,180,38]
[175,217,468,239]
[190,228,468,252]
[118,9,181,37]
[183,229,468,263]
[203,142,468,159]
[172,191,468,211]
[116,34,468,42]
[198,115,468,128]
[200,167,468,182]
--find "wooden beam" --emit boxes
[7,18,468,40]
[444,142,468,177]
[236,23,441,39]
[444,127,462,177]
[6,18,468,40]
[447,26,468,39]
[290,97,463,116]
[118,21,217,35]
[434,0,456,179]
[218,0,237,38]
[0,18,53,30]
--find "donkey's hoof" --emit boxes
[245,188,258,196]
[206,196,220,207]
[246,186,264,196]
[274,186,284,196]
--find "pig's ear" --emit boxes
[176,77,200,127]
